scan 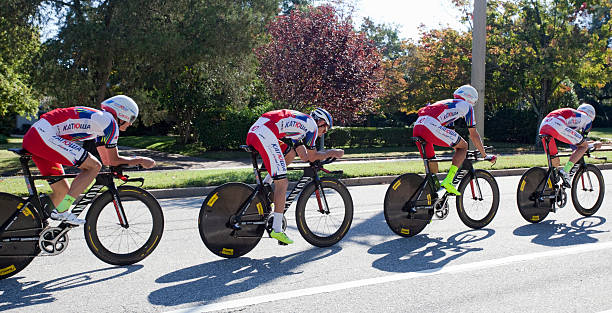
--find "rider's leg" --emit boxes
[440,139,468,195]
[49,179,69,208]
[55,154,101,213]
[271,177,293,244]
[568,141,588,167]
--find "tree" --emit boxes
[34,0,278,125]
[0,1,41,119]
[256,4,383,123]
[484,0,612,140]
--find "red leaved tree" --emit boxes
[256,5,383,124]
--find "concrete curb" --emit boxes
[148,163,612,200]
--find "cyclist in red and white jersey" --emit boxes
[539,103,601,187]
[413,85,496,195]
[246,108,344,244]
[22,95,155,225]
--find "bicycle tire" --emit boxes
[0,192,42,280]
[571,164,605,216]
[198,183,267,258]
[516,167,553,223]
[85,186,164,266]
[456,170,500,229]
[295,179,353,247]
[384,173,434,237]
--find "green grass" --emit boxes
[2,151,610,196]
[587,128,612,142]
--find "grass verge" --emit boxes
[2,151,610,196]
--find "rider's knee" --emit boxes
[454,139,468,151]
[81,155,102,172]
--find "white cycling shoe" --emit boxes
[50,210,86,225]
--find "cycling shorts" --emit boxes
[22,119,88,176]
[413,115,461,159]
[539,116,584,156]
[246,118,288,180]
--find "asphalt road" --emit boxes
[2,171,612,313]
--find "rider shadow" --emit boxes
[513,216,607,247]
[0,265,142,311]
[148,246,341,307]
[368,228,495,273]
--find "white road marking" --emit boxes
[165,241,612,313]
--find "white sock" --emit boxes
[273,212,283,232]
[263,174,272,184]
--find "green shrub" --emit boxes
[196,103,273,150]
[0,134,7,144]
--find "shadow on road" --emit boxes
[368,228,495,273]
[513,216,608,246]
[0,265,142,311]
[149,246,340,307]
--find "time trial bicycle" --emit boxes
[384,137,500,237]
[516,135,605,223]
[198,145,353,258]
[0,148,164,280]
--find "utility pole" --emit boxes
[471,0,486,147]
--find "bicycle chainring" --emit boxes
[38,227,70,255]
[434,198,449,219]
[556,188,568,208]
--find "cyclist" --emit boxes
[22,95,155,225]
[538,103,601,187]
[246,108,344,244]
[413,85,496,195]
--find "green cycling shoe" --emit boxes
[440,181,461,196]
[270,231,294,244]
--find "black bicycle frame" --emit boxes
[406,139,482,212]
[0,153,130,241]
[232,148,329,228]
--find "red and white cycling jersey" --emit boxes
[22,107,119,176]
[246,110,318,179]
[539,108,593,156]
[413,99,475,158]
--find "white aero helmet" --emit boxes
[310,107,333,129]
[101,95,139,124]
[453,85,478,106]
[577,103,596,121]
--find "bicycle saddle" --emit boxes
[8,148,30,156]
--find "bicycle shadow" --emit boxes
[368,228,495,273]
[148,246,340,307]
[513,216,608,247]
[0,265,142,311]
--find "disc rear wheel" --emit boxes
[384,173,434,237]
[198,183,267,258]
[0,193,42,280]
[517,167,554,223]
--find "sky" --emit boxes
[347,0,470,41]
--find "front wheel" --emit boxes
[516,167,554,223]
[572,164,605,216]
[85,186,164,266]
[384,173,434,237]
[456,170,500,229]
[295,179,353,247]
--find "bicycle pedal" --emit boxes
[278,241,288,246]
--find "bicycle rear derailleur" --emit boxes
[39,227,71,255]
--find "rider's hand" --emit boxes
[484,154,497,163]
[328,149,344,159]
[593,141,602,149]
[139,157,156,169]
